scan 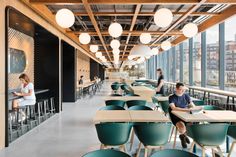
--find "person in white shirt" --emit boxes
[12,73,36,109]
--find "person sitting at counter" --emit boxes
[168,82,202,148]
[79,75,84,85]
[12,73,36,109]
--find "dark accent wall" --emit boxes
[62,41,77,102]
[90,59,99,81]
[34,25,60,112]
[90,59,105,81]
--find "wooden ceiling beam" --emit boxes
[173,5,236,45]
[97,43,161,47]
[81,0,113,63]
[69,30,183,35]
[74,11,220,16]
[151,0,207,46]
[121,4,142,62]
[29,0,236,4]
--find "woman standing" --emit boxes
[12,73,36,109]
[156,68,164,95]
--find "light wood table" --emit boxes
[172,110,236,123]
[154,96,201,102]
[93,110,131,123]
[104,96,145,101]
[94,110,170,123]
[129,111,170,122]
[132,86,156,102]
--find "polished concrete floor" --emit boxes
[0,81,235,157]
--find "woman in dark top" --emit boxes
[156,68,164,95]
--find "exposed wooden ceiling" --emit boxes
[22,0,236,68]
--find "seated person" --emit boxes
[79,75,84,85]
[12,73,36,120]
[168,82,202,148]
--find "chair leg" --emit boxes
[216,146,223,157]
[130,129,135,151]
[228,141,236,157]
[144,147,148,157]
[168,126,175,143]
[202,147,206,157]
[190,142,195,152]
[173,127,178,148]
[136,142,142,157]
[122,145,127,153]
[100,144,104,149]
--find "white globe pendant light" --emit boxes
[128,65,132,69]
[112,49,120,55]
[140,33,152,44]
[161,41,171,50]
[146,55,151,59]
[79,33,91,44]
[154,8,173,28]
[151,47,159,55]
[110,39,120,49]
[128,55,134,60]
[130,45,152,57]
[182,23,198,38]
[90,45,98,53]
[55,9,75,28]
[135,65,138,68]
[95,52,102,58]
[108,22,123,38]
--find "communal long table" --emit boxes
[131,86,156,102]
[154,95,201,102]
[93,110,170,123]
[172,110,236,123]
[8,89,50,101]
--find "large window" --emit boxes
[206,25,219,88]
[193,34,201,86]
[225,15,236,91]
[183,40,189,84]
[176,45,180,82]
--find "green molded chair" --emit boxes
[128,105,153,110]
[99,105,125,110]
[110,94,122,96]
[113,82,119,84]
[105,100,126,108]
[111,84,120,94]
[227,125,236,157]
[203,105,223,110]
[189,123,229,157]
[193,100,204,106]
[150,149,198,157]
[126,100,147,108]
[128,105,153,151]
[151,97,159,110]
[158,100,169,115]
[82,149,131,157]
[134,123,172,157]
[95,122,132,152]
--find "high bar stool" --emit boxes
[25,104,38,129]
[49,97,56,116]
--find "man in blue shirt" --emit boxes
[169,82,202,148]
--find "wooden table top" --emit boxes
[154,96,201,102]
[104,96,145,101]
[93,110,170,123]
[172,110,236,123]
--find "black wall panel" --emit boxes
[62,41,76,102]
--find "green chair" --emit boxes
[203,105,223,110]
[99,106,125,110]
[110,94,122,96]
[105,100,126,108]
[193,100,204,106]
[111,84,120,94]
[158,100,169,115]
[150,149,198,157]
[128,105,153,110]
[113,82,119,84]
[128,105,153,151]
[95,122,132,152]
[151,97,159,110]
[126,100,146,108]
[82,149,131,157]
[227,125,236,157]
[189,123,229,157]
[134,123,172,157]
